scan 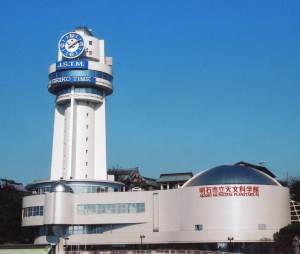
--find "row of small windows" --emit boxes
[75,87,103,95]
[67,224,127,235]
[71,185,118,193]
[194,224,266,231]
[49,70,113,82]
[35,186,52,194]
[77,203,145,215]
[32,184,120,195]
[23,206,43,217]
[70,225,104,234]
[38,224,128,236]
[57,87,103,96]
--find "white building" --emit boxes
[22,27,291,252]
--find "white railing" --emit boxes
[290,199,300,223]
[64,251,237,254]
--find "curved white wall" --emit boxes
[23,185,291,245]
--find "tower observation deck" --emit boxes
[48,27,113,181]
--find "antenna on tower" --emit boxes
[258,161,268,167]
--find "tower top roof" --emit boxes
[75,26,93,36]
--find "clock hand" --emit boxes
[68,40,81,49]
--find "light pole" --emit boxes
[140,234,145,252]
[64,237,69,253]
[227,237,234,252]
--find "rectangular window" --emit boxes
[24,206,44,217]
[33,206,38,216]
[195,224,203,231]
[137,203,145,213]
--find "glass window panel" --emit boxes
[77,205,84,215]
[98,204,105,214]
[137,203,143,212]
[40,206,44,216]
[128,203,136,213]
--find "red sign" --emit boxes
[198,185,259,198]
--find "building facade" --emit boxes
[22,27,291,252]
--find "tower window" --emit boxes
[86,137,88,141]
[89,41,92,45]
[86,125,88,129]
[86,150,88,154]
[86,162,88,166]
[86,113,89,117]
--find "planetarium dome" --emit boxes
[183,163,281,187]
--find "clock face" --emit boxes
[59,32,85,59]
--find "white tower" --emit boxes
[48,27,113,181]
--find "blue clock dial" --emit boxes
[59,32,85,59]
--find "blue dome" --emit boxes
[184,165,279,187]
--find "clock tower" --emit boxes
[48,27,113,181]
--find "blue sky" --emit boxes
[0,0,300,183]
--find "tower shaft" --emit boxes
[50,88,107,180]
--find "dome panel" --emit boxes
[184,165,279,187]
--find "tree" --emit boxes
[0,181,34,243]
[289,177,300,202]
[273,224,300,254]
